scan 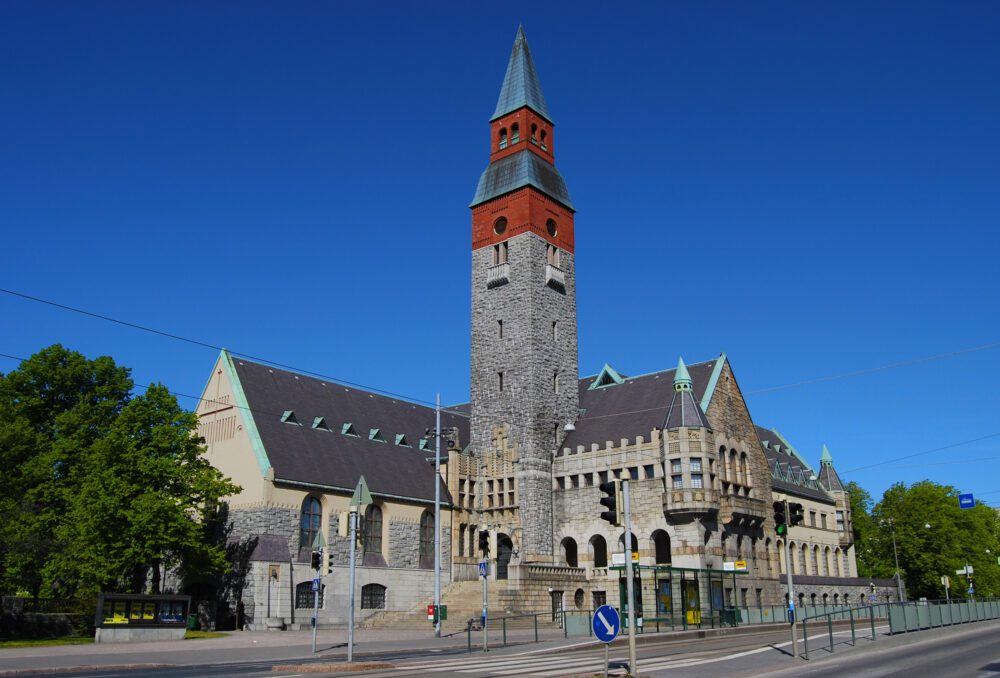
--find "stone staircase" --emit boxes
[360,579,554,631]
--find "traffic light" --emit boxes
[478,529,490,557]
[788,502,805,527]
[599,479,623,526]
[311,550,321,570]
[773,501,787,536]
[325,551,335,576]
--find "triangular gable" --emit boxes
[589,363,625,390]
[280,410,300,425]
[369,428,386,443]
[395,434,409,446]
[312,416,331,431]
[342,422,358,436]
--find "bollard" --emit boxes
[801,617,809,660]
[534,614,538,643]
[869,604,876,641]
[828,615,834,653]
[502,617,507,646]
[467,620,472,653]
[849,608,856,646]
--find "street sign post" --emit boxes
[958,493,975,509]
[592,605,620,678]
[479,561,488,577]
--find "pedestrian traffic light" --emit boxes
[311,550,321,570]
[773,501,787,536]
[478,529,490,556]
[599,479,623,526]
[788,502,805,526]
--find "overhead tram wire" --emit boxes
[0,286,442,409]
[4,287,999,468]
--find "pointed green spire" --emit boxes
[491,25,552,123]
[821,444,833,466]
[674,357,692,391]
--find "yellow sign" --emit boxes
[734,560,747,571]
[632,551,639,562]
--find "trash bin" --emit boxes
[186,614,198,630]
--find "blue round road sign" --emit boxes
[593,604,620,643]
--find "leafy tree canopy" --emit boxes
[0,345,238,598]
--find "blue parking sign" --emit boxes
[959,494,975,509]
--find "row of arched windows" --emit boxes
[776,539,851,577]
[559,530,672,568]
[298,496,435,569]
[719,446,752,496]
[295,580,386,609]
[497,123,547,151]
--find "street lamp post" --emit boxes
[884,518,904,602]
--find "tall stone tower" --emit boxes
[470,27,579,563]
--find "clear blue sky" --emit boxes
[2,2,998,505]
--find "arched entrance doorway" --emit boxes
[497,534,513,580]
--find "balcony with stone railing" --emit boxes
[545,263,565,291]
[487,262,510,288]
[719,493,768,528]
[663,487,720,517]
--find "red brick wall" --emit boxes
[472,186,575,253]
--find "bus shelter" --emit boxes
[610,564,747,631]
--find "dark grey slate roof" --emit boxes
[491,26,552,123]
[756,425,835,504]
[247,534,291,562]
[233,359,467,504]
[663,388,711,431]
[818,464,845,493]
[560,359,719,453]
[470,151,574,210]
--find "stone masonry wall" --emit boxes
[229,506,298,559]
[471,231,579,560]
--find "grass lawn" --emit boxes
[0,631,228,647]
[185,630,228,640]
[0,637,93,649]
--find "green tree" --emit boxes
[844,480,893,579]
[874,481,999,599]
[0,345,239,598]
[0,345,131,597]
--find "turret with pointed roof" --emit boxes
[818,444,845,492]
[663,357,712,430]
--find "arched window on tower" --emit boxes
[511,123,520,144]
[499,128,508,150]
[540,129,548,150]
[530,123,538,144]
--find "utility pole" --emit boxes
[888,520,904,602]
[782,526,798,659]
[310,549,321,653]
[347,509,358,662]
[622,479,638,676]
[434,393,442,638]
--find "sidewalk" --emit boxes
[0,626,568,675]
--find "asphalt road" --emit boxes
[8,620,999,678]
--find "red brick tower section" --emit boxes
[470,126,575,255]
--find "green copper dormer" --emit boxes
[491,25,552,124]
[674,357,693,392]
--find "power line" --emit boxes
[0,286,440,408]
[747,340,1000,395]
[843,432,1000,473]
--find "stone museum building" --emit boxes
[197,27,896,629]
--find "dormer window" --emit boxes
[498,128,508,150]
[511,123,520,144]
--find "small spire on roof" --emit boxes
[821,444,833,466]
[674,357,692,392]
